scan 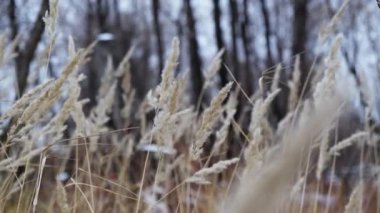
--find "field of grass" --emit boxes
[1,1,379,213]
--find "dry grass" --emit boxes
[1,1,379,212]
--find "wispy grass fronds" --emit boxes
[40,0,59,82]
[67,36,76,58]
[0,33,18,67]
[98,55,115,98]
[224,93,342,213]
[14,44,94,130]
[115,46,135,77]
[329,131,369,156]
[167,79,181,114]
[248,88,281,137]
[313,35,342,103]
[143,39,181,149]
[344,181,363,213]
[191,82,233,159]
[120,60,132,95]
[43,0,59,42]
[69,178,95,213]
[213,90,238,153]
[270,64,282,92]
[56,181,70,213]
[3,146,45,171]
[316,128,331,180]
[288,55,301,111]
[41,77,83,143]
[150,110,171,145]
[70,97,88,138]
[121,89,135,124]
[151,107,192,147]
[157,37,179,108]
[116,47,135,123]
[32,155,47,213]
[1,79,54,120]
[290,176,305,199]
[186,158,239,184]
[0,7,374,210]
[88,83,116,151]
[0,157,14,169]
[245,88,281,162]
[171,72,188,113]
[150,73,188,146]
[5,167,36,199]
[34,44,53,72]
[319,0,350,43]
[204,49,225,88]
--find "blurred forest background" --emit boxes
[0,0,379,118]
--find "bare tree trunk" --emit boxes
[212,0,228,87]
[229,0,240,81]
[184,0,204,106]
[9,0,49,97]
[292,0,309,83]
[8,0,18,45]
[81,0,98,115]
[259,0,278,97]
[96,0,109,32]
[113,0,121,27]
[152,0,164,77]
[273,1,284,63]
[259,0,273,67]
[241,0,254,95]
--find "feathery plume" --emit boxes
[15,46,91,128]
[245,89,281,162]
[344,181,363,213]
[115,46,135,77]
[329,131,369,155]
[43,0,59,42]
[319,0,350,43]
[290,176,305,199]
[223,93,342,213]
[270,64,282,92]
[98,55,114,98]
[185,158,239,184]
[316,128,331,180]
[88,82,116,151]
[68,36,76,58]
[213,90,238,153]
[288,55,301,111]
[0,33,19,66]
[56,181,70,213]
[1,79,54,120]
[191,82,233,159]
[204,49,225,88]
[313,35,342,103]
[41,77,83,142]
[158,37,180,108]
